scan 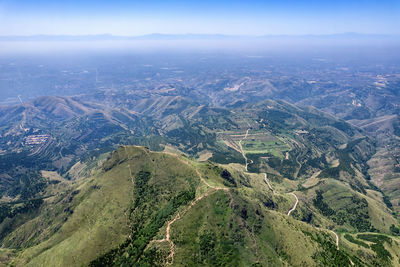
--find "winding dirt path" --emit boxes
[130,143,340,263]
[163,189,218,264]
[329,229,339,250]
[238,129,250,171]
[264,173,298,215]
[123,146,135,185]
[287,193,299,216]
[154,148,228,191]
[147,149,228,265]
[263,173,277,195]
[263,169,340,250]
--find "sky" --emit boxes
[0,0,399,36]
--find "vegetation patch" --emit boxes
[242,139,289,158]
[343,234,369,248]
[302,230,352,266]
[313,190,335,216]
[313,190,372,231]
[357,234,393,264]
[90,148,200,266]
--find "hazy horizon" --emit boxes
[0,0,399,36]
[0,32,399,38]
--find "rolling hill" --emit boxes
[0,94,399,266]
[0,146,399,266]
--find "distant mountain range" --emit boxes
[0,33,399,41]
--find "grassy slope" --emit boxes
[2,146,399,266]
[169,190,323,266]
[7,146,203,266]
[10,157,133,266]
[168,162,357,266]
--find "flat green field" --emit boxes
[242,139,290,157]
[218,130,291,158]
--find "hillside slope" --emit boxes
[0,146,398,266]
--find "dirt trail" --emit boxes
[20,110,26,130]
[153,148,228,191]
[123,146,135,185]
[152,142,340,256]
[287,193,299,216]
[293,154,302,179]
[314,227,340,250]
[129,145,340,263]
[263,173,276,194]
[147,148,228,265]
[263,169,340,249]
[264,173,298,215]
[163,190,218,264]
[238,129,250,171]
[329,230,339,250]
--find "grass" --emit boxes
[289,178,399,239]
[9,146,201,266]
[171,191,249,266]
[11,160,133,266]
[0,249,15,267]
[356,234,394,264]
[170,189,328,266]
[242,139,290,158]
[217,130,290,159]
[87,146,202,266]
[2,146,400,266]
[344,234,369,248]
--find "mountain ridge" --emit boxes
[1,145,399,266]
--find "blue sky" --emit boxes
[0,0,399,36]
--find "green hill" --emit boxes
[1,146,398,266]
